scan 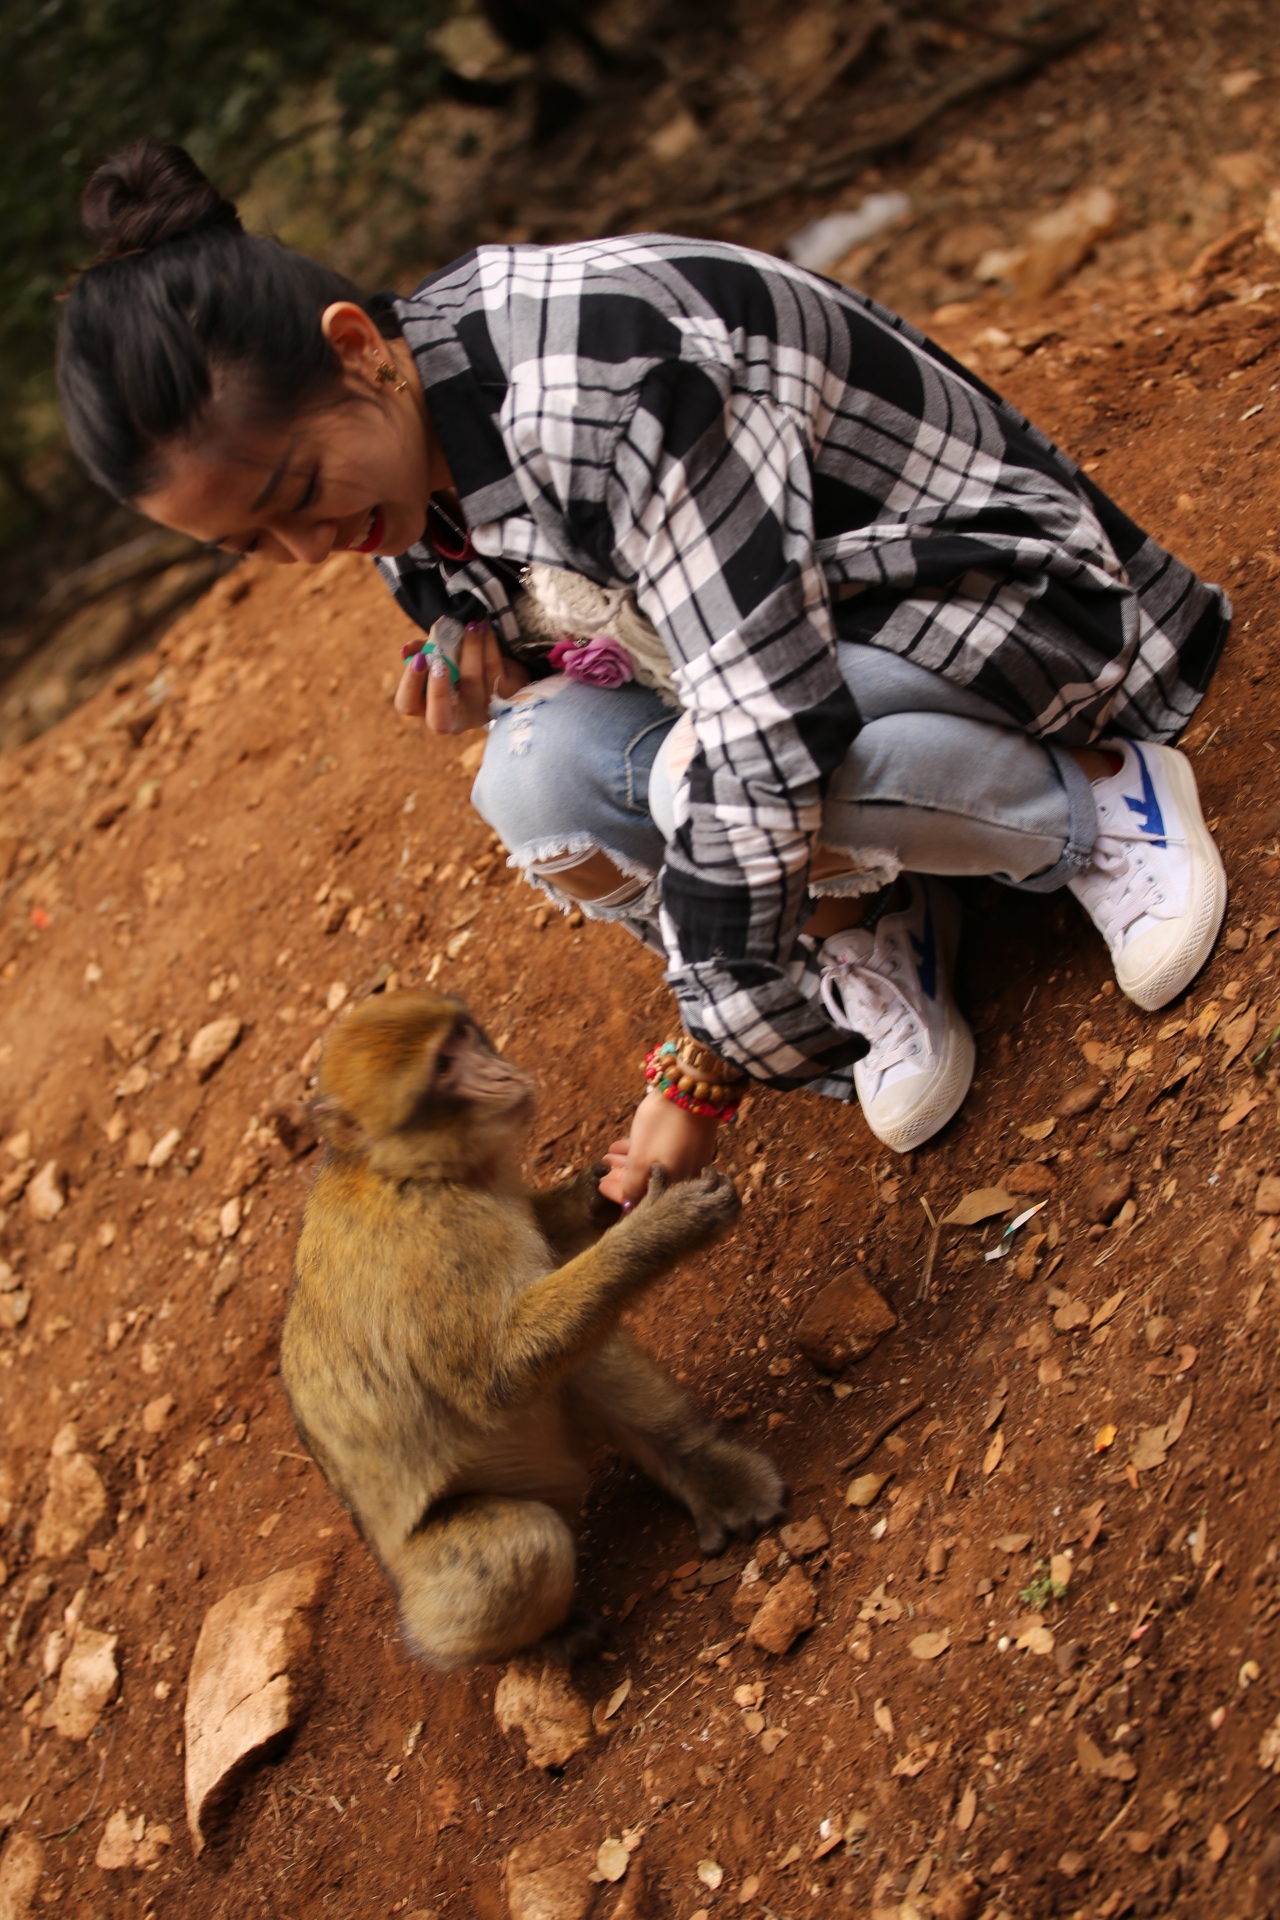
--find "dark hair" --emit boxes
[58,141,401,502]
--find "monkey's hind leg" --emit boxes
[388,1494,576,1670]
[569,1337,786,1557]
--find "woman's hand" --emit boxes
[599,1091,721,1206]
[394,622,529,734]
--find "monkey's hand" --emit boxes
[626,1164,741,1256]
[531,1164,621,1260]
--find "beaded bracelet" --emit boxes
[643,1041,743,1121]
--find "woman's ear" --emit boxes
[320,301,385,379]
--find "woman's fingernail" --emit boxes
[620,1199,635,1214]
[465,620,489,633]
[411,652,427,673]
[401,642,420,660]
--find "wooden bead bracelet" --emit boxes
[643,1041,743,1121]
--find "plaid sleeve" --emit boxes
[603,353,866,1083]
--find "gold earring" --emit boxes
[377,360,409,393]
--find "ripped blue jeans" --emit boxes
[470,645,1097,938]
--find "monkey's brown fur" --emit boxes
[282,991,784,1670]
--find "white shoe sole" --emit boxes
[854,882,976,1154]
[1112,747,1227,1012]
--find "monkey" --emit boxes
[281,990,784,1671]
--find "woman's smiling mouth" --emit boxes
[349,505,385,553]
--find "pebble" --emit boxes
[1256,1175,1280,1215]
[126,1129,152,1170]
[1004,1161,1056,1197]
[94,1809,171,1872]
[0,1292,30,1332]
[185,1560,330,1853]
[779,1516,829,1557]
[0,1833,44,1917]
[40,1628,118,1739]
[1056,1081,1104,1118]
[187,1017,242,1082]
[147,1128,182,1171]
[33,1428,107,1559]
[746,1564,817,1655]
[794,1272,897,1372]
[933,1871,982,1920]
[26,1161,65,1224]
[142,1395,175,1435]
[1144,1315,1176,1355]
[494,1661,592,1769]
[504,1818,596,1920]
[1084,1169,1132,1225]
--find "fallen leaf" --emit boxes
[955,1785,977,1832]
[1131,1427,1168,1471]
[596,1837,631,1883]
[1145,1344,1198,1378]
[1082,1040,1125,1073]
[603,1677,631,1720]
[1208,1822,1231,1863]
[1094,1425,1117,1454]
[758,1728,787,1755]
[892,1740,940,1777]
[1219,1087,1264,1132]
[1166,1392,1193,1445]
[1089,1288,1126,1332]
[995,1532,1033,1554]
[1194,1002,1222,1041]
[983,1430,1005,1476]
[738,1875,761,1903]
[982,1383,1009,1430]
[873,1698,895,1737]
[1016,1624,1056,1655]
[1049,1552,1073,1591]
[908,1630,951,1661]
[1220,1005,1258,1068]
[1127,1046,1153,1071]
[1038,1356,1063,1386]
[846,1471,893,1509]
[1077,1730,1138,1782]
[697,1859,725,1891]
[1020,1118,1056,1141]
[943,1186,1016,1226]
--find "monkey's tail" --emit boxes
[387,1493,576,1670]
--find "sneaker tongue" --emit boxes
[823,926,876,968]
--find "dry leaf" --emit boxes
[1016,1624,1055,1655]
[982,1383,1008,1430]
[759,1728,787,1755]
[1131,1427,1168,1471]
[1082,1040,1125,1073]
[743,1711,766,1736]
[1166,1392,1193,1444]
[983,1430,1005,1476]
[942,1187,1016,1226]
[1208,1822,1231,1863]
[1220,1005,1258,1068]
[1127,1046,1153,1071]
[892,1740,940,1777]
[603,1677,631,1720]
[1146,1343,1197,1377]
[1219,1088,1263,1132]
[1089,1288,1126,1332]
[1077,1730,1138,1782]
[1194,1002,1222,1040]
[1094,1424,1117,1453]
[995,1532,1032,1553]
[596,1838,631,1883]
[908,1630,951,1661]
[1049,1552,1072,1591]
[846,1471,893,1508]
[1021,1118,1056,1141]
[873,1698,895,1737]
[1038,1356,1063,1386]
[955,1785,977,1832]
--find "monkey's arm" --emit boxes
[529,1164,620,1262]
[491,1169,738,1408]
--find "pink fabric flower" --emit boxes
[547,634,634,689]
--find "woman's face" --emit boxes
[135,304,437,565]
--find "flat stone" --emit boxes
[0,1832,44,1919]
[0,1294,29,1333]
[495,1662,592,1770]
[1084,1168,1132,1225]
[745,1564,817,1655]
[33,1433,107,1560]
[794,1271,897,1373]
[505,1818,596,1920]
[41,1629,118,1738]
[1004,1161,1056,1196]
[1257,1175,1280,1215]
[187,1017,242,1082]
[779,1515,829,1557]
[25,1162,64,1224]
[94,1809,144,1871]
[142,1395,175,1434]
[1056,1080,1104,1118]
[184,1560,329,1853]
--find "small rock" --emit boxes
[933,1871,982,1920]
[1084,1169,1132,1225]
[51,1242,76,1274]
[126,1129,152,1169]
[95,1809,143,1871]
[1004,1161,1056,1197]
[0,1832,44,1918]
[746,1564,817,1655]
[26,1162,64,1224]
[846,1471,892,1509]
[1256,1176,1280,1215]
[505,1817,595,1920]
[1225,926,1248,951]
[41,1628,118,1738]
[33,1433,107,1559]
[187,1017,242,1082]
[1144,1316,1176,1355]
[142,1395,175,1435]
[794,1272,897,1373]
[730,1565,765,1624]
[495,1661,592,1769]
[779,1516,829,1557]
[0,1293,30,1332]
[185,1560,330,1853]
[219,1196,242,1240]
[1056,1081,1104,1118]
[147,1128,182,1171]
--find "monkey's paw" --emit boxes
[636,1165,741,1246]
[683,1437,786,1556]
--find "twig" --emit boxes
[917,1222,943,1303]
[642,1672,695,1720]
[1224,1779,1270,1822]
[1097,1793,1136,1844]
[47,1746,107,1841]
[840,1395,926,1471]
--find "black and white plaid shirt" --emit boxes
[378,236,1229,1096]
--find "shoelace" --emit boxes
[820,936,933,1076]
[1075,831,1175,946]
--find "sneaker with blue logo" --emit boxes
[819,874,975,1154]
[1068,737,1226,1012]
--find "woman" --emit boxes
[58,142,1230,1205]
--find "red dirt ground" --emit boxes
[5,193,1280,1920]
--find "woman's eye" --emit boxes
[296,471,320,512]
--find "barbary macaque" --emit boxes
[281,992,784,1670]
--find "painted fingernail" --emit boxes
[410,651,427,673]
[401,642,420,660]
[464,620,487,634]
[620,1200,635,1214]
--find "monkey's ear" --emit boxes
[309,1094,367,1155]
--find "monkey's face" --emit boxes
[315,991,534,1176]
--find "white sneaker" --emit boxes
[1068,737,1226,1012]
[819,875,975,1153]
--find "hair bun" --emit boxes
[81,140,242,262]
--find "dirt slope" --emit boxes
[2,267,1280,1920]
